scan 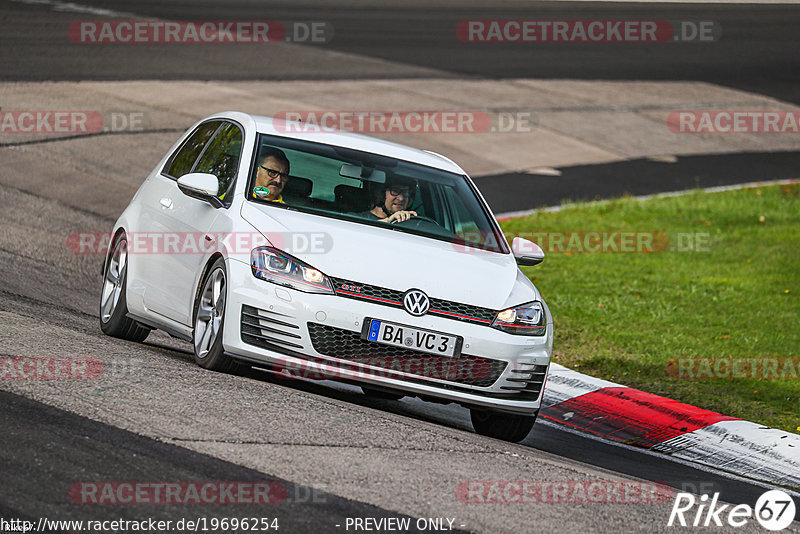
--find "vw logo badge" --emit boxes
[403,289,430,316]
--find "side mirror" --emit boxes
[512,237,545,266]
[177,173,223,208]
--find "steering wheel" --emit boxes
[391,215,440,228]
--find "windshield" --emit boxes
[247,134,509,254]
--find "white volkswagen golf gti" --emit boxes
[100,111,552,442]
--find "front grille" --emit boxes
[330,277,497,326]
[241,305,304,351]
[307,322,506,387]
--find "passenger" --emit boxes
[359,177,417,223]
[253,147,291,203]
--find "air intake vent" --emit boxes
[241,304,304,351]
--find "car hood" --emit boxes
[241,202,538,310]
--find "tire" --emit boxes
[361,386,404,401]
[470,408,537,442]
[192,257,238,373]
[99,234,150,342]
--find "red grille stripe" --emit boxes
[429,308,493,323]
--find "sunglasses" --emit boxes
[388,187,411,197]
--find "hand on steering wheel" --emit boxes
[391,214,439,226]
[386,210,417,224]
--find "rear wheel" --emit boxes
[192,257,238,373]
[470,408,537,442]
[99,234,150,342]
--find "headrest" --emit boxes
[334,184,370,211]
[282,176,313,198]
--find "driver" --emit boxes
[253,147,291,203]
[360,176,417,223]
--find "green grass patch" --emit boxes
[502,182,800,432]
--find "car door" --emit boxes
[135,120,221,320]
[141,120,244,326]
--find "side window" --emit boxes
[164,121,221,179]
[193,122,243,201]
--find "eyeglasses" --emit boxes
[259,165,289,180]
[388,187,410,197]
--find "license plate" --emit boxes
[363,319,461,357]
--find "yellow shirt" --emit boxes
[253,190,284,203]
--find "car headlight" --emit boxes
[492,301,546,336]
[251,246,334,294]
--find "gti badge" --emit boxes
[403,289,430,316]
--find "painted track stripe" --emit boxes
[540,386,738,448]
[655,421,800,488]
[542,365,800,489]
[541,363,622,405]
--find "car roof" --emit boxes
[211,111,467,175]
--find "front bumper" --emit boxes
[222,257,552,415]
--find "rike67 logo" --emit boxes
[668,490,796,531]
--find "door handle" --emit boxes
[159,198,173,209]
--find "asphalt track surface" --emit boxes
[2,0,800,105]
[2,0,800,532]
[478,149,800,214]
[1,390,436,533]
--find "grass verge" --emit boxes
[501,182,800,432]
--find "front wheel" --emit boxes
[99,233,150,342]
[470,408,537,442]
[192,257,238,373]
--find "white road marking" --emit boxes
[537,419,800,498]
[9,0,137,17]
